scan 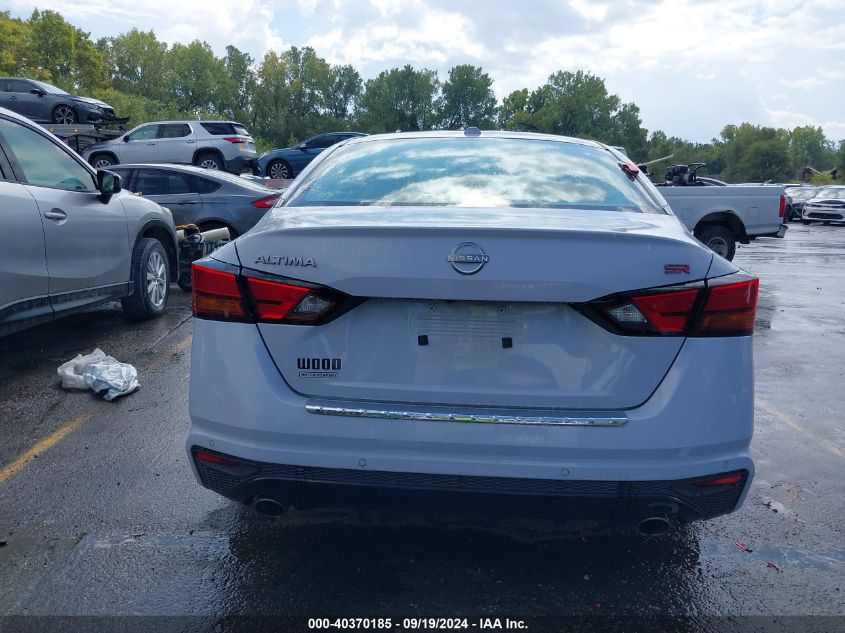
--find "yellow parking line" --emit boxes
[142,335,192,372]
[757,398,845,459]
[0,334,194,487]
[0,413,92,486]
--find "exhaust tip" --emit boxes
[637,516,672,536]
[253,498,286,517]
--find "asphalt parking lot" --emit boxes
[0,225,843,630]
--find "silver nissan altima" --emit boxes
[186,130,758,533]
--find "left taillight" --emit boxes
[191,260,355,325]
[192,263,249,321]
[779,194,786,218]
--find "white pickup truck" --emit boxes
[658,183,787,260]
[612,154,788,261]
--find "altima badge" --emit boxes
[447,242,489,275]
[254,255,316,267]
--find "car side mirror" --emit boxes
[97,169,122,196]
[298,143,308,151]
[30,88,46,97]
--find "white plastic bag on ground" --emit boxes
[57,348,139,401]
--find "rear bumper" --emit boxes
[224,155,256,174]
[187,320,755,522]
[191,446,748,523]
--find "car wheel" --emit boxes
[823,221,831,225]
[694,224,736,261]
[801,219,811,225]
[195,151,223,170]
[52,105,77,124]
[90,154,117,169]
[267,160,292,179]
[121,238,170,319]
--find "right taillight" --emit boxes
[191,260,357,325]
[691,277,758,336]
[581,273,758,337]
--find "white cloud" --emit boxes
[6,0,845,140]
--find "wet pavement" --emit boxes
[0,225,843,630]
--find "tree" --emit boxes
[788,125,834,170]
[0,12,30,77]
[496,71,649,160]
[358,65,440,133]
[168,40,227,115]
[220,45,256,123]
[719,124,791,182]
[498,88,532,130]
[23,10,107,91]
[98,29,170,101]
[327,64,362,120]
[439,64,496,129]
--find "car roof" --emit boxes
[131,120,245,126]
[341,129,604,149]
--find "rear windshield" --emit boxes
[285,137,662,212]
[200,122,250,136]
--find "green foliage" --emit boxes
[359,65,440,132]
[0,8,841,181]
[439,64,496,129]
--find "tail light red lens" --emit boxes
[692,278,758,336]
[779,194,786,218]
[246,277,332,323]
[631,289,700,333]
[191,260,354,325]
[252,195,280,208]
[192,264,248,321]
[223,136,248,143]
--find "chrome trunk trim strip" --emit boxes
[305,401,627,427]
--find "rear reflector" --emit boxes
[193,450,241,467]
[695,472,745,487]
[692,278,758,336]
[192,264,248,321]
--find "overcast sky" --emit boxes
[7,0,845,142]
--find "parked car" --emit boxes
[254,131,367,179]
[0,77,125,125]
[82,121,257,174]
[111,164,281,237]
[187,130,758,531]
[801,186,845,225]
[784,185,818,222]
[0,108,178,337]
